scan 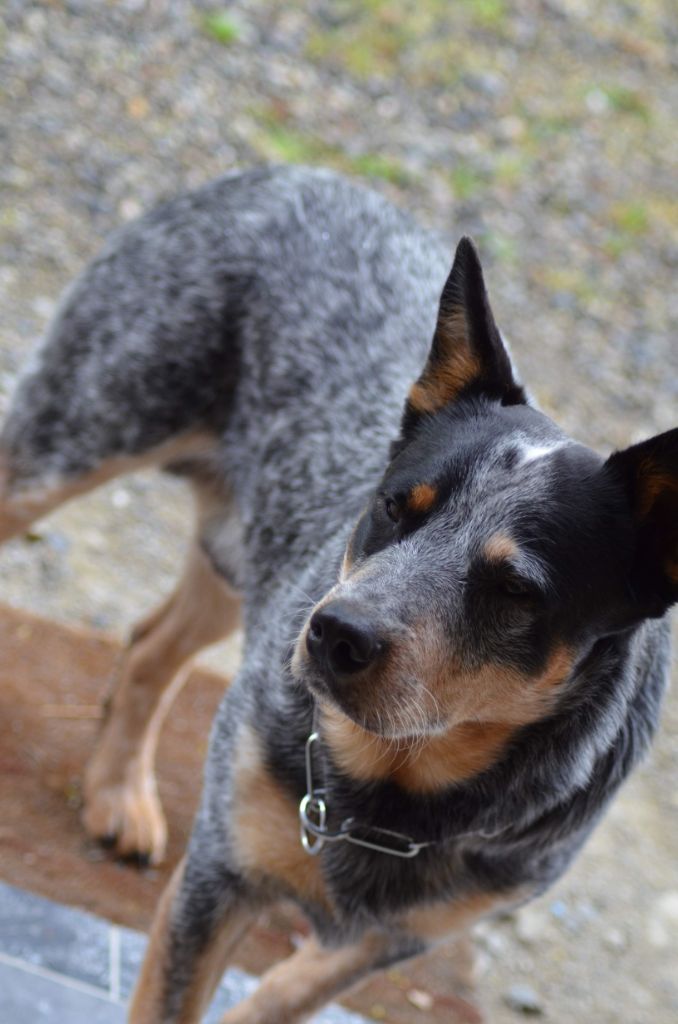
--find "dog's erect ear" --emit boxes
[606,428,678,616]
[402,237,525,433]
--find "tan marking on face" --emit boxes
[408,483,438,515]
[340,525,358,581]
[231,725,331,908]
[403,888,529,944]
[531,644,573,692]
[423,638,574,727]
[339,504,374,582]
[320,643,573,793]
[483,532,519,562]
[321,705,514,792]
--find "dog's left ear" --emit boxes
[402,237,525,433]
[605,428,678,616]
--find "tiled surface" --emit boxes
[0,882,111,991]
[0,882,367,1023]
[0,960,126,1023]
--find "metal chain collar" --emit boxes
[298,731,435,859]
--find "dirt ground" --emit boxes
[1,1,677,1022]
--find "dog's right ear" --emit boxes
[401,237,525,437]
[605,427,678,617]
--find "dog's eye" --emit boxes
[502,578,529,596]
[498,576,537,602]
[384,496,402,524]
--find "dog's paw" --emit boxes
[82,771,168,865]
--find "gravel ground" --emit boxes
[1,1,677,1021]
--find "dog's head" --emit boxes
[292,239,677,744]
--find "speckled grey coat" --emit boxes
[2,167,672,1009]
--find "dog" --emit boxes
[1,165,674,1023]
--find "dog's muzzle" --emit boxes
[306,599,384,679]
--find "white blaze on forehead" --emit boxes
[520,441,570,465]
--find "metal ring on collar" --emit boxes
[299,792,328,854]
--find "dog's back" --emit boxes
[3,169,438,477]
[2,167,451,591]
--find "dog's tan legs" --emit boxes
[129,858,187,1023]
[83,543,241,863]
[0,432,215,544]
[129,856,258,1024]
[133,870,400,1024]
[218,931,409,1024]
[216,891,524,1024]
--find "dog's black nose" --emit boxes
[306,601,382,676]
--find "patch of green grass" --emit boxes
[482,231,518,265]
[540,266,597,304]
[0,205,17,227]
[609,201,650,236]
[449,162,483,200]
[526,113,577,141]
[409,39,469,88]
[305,0,507,83]
[201,11,240,46]
[603,200,652,257]
[460,0,507,31]
[492,152,531,189]
[348,152,410,186]
[307,17,410,80]
[255,123,325,164]
[252,113,411,187]
[449,153,528,201]
[646,196,678,231]
[598,84,651,121]
[602,235,631,259]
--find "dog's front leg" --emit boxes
[218,929,421,1024]
[129,855,258,1024]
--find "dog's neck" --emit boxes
[319,703,514,794]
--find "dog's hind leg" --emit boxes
[0,186,242,542]
[83,532,241,864]
[0,430,214,545]
[0,425,223,867]
[0,216,245,857]
[0,427,239,867]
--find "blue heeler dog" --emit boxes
[1,167,674,1022]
